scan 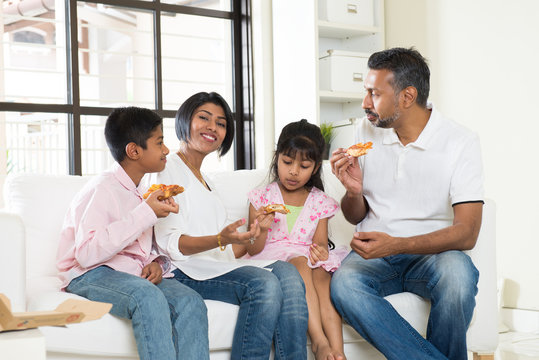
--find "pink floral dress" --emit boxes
[242,182,349,272]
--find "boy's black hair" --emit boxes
[175,92,235,157]
[104,106,163,163]
[270,119,335,249]
[368,47,430,107]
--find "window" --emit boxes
[0,0,254,204]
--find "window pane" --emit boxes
[80,114,114,175]
[161,13,233,111]
[161,0,231,12]
[77,3,155,108]
[1,0,67,103]
[0,111,68,175]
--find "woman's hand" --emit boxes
[309,243,329,265]
[141,261,163,284]
[221,218,260,246]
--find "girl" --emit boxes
[242,119,349,360]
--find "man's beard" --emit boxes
[365,108,400,128]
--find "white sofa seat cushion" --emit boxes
[26,276,429,355]
[27,281,240,355]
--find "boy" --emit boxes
[56,107,209,360]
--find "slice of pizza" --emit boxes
[264,203,290,214]
[346,141,373,157]
[143,184,184,200]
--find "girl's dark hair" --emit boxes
[104,106,163,163]
[270,119,335,249]
[175,92,235,156]
[270,119,325,191]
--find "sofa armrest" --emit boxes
[0,210,26,311]
[466,198,498,353]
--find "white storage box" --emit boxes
[318,0,374,26]
[319,50,370,93]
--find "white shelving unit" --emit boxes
[272,0,384,146]
[317,0,385,136]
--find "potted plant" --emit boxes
[320,122,335,160]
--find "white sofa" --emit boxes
[0,164,498,359]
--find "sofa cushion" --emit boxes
[4,174,90,279]
[27,281,241,354]
[26,276,429,356]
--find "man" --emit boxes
[329,47,484,360]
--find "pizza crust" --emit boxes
[346,141,373,157]
[143,184,184,200]
[264,203,290,214]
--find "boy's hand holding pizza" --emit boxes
[145,190,179,217]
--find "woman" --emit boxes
[149,92,308,360]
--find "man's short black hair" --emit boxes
[368,47,430,107]
[104,107,163,163]
[175,92,235,157]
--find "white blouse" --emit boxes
[147,153,273,280]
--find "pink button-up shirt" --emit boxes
[57,163,169,289]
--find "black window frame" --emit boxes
[0,0,254,173]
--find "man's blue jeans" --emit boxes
[67,266,209,360]
[331,251,479,360]
[173,260,308,360]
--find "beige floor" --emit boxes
[496,332,539,360]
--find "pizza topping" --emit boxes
[264,203,290,214]
[143,184,184,200]
[346,141,373,157]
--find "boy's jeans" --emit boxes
[173,260,308,360]
[331,251,479,360]
[67,266,209,360]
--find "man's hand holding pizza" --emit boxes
[329,148,364,196]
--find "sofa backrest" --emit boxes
[3,164,354,280]
[4,174,90,279]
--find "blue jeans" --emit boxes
[173,260,308,360]
[67,266,209,360]
[331,251,479,360]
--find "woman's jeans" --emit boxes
[173,260,308,360]
[67,266,209,360]
[331,251,479,360]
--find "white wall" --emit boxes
[385,0,539,311]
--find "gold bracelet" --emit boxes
[217,232,226,251]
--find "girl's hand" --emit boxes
[221,218,261,246]
[141,262,163,284]
[309,243,329,264]
[253,207,275,232]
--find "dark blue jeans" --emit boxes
[173,260,308,360]
[67,266,209,360]
[331,251,479,360]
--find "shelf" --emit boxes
[318,20,381,39]
[319,90,365,103]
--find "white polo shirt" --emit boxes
[355,104,484,237]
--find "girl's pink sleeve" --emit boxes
[319,193,340,219]
[247,187,269,210]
